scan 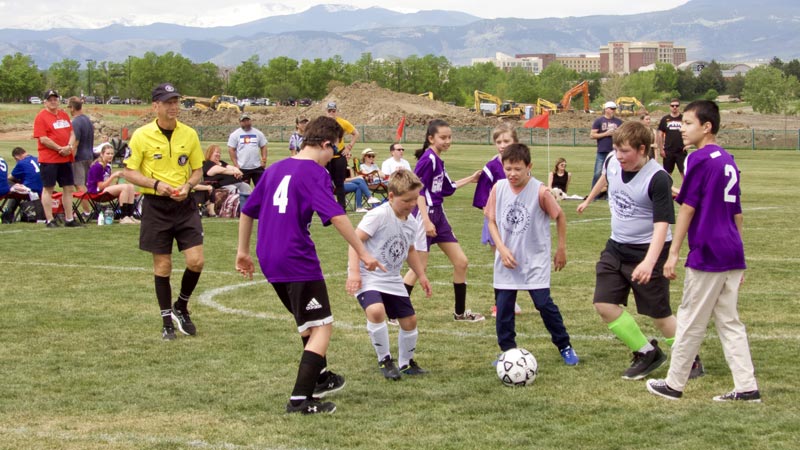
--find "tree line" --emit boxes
[0,51,797,114]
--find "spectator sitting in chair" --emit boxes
[359,148,387,187]
[345,165,381,213]
[203,144,252,195]
[2,147,44,224]
[86,145,139,224]
[381,143,411,175]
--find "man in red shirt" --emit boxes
[33,89,80,227]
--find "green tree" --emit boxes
[742,65,800,114]
[505,67,539,104]
[229,56,264,98]
[653,62,678,94]
[696,60,725,96]
[599,74,625,106]
[297,58,336,100]
[187,62,223,97]
[447,63,504,106]
[263,56,299,101]
[537,62,580,103]
[726,73,746,98]
[0,52,43,102]
[623,70,658,106]
[46,59,81,97]
[676,68,698,100]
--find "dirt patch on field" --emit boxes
[3,83,798,142]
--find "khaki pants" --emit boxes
[666,268,758,392]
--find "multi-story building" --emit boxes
[471,52,544,74]
[555,54,601,73]
[599,41,687,74]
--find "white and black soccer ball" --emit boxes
[550,187,565,203]
[496,347,538,387]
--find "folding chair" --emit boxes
[0,192,30,223]
[81,191,120,221]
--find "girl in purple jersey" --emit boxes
[647,100,760,403]
[402,119,484,322]
[472,123,522,317]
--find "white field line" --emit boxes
[11,261,798,340]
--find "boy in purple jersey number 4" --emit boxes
[236,116,384,415]
[347,169,433,380]
[647,101,761,402]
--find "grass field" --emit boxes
[1,141,799,449]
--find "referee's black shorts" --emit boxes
[139,194,203,254]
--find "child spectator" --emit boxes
[402,119,483,322]
[647,100,760,402]
[473,123,522,317]
[87,145,139,224]
[485,143,579,366]
[347,169,433,379]
[288,117,308,156]
[236,116,383,415]
[579,121,687,381]
[548,158,572,194]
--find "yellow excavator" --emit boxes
[418,91,434,100]
[182,95,241,112]
[535,98,558,115]
[616,97,645,116]
[473,90,524,118]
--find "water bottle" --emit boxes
[104,207,114,225]
[97,210,104,226]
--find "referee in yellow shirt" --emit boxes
[123,83,205,341]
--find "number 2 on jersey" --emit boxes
[272,175,292,213]
[723,164,737,203]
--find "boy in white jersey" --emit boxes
[347,169,433,379]
[485,143,579,366]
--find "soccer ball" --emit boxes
[496,347,538,387]
[550,187,565,203]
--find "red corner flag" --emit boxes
[395,116,406,141]
[524,111,549,129]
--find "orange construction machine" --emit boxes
[558,81,590,112]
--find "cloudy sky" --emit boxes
[0,1,691,29]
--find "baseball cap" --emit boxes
[361,148,375,157]
[151,83,181,102]
[296,116,309,124]
[239,113,251,121]
[603,101,617,110]
[327,102,337,110]
[44,89,59,99]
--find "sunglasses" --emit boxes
[395,148,405,151]
[327,109,336,113]
[670,104,680,107]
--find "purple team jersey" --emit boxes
[86,161,110,194]
[473,156,505,209]
[241,158,345,282]
[676,144,746,272]
[415,148,456,207]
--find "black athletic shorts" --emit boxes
[271,280,333,333]
[40,162,75,188]
[592,249,672,319]
[139,194,203,254]
[663,150,687,176]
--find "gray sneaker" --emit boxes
[713,390,762,403]
[379,356,401,380]
[453,310,485,322]
[622,339,666,380]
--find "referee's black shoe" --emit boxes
[171,303,197,336]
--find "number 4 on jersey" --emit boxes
[272,175,292,213]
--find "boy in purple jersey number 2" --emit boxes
[402,119,484,322]
[647,101,760,402]
[236,116,384,415]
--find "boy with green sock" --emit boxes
[584,120,701,381]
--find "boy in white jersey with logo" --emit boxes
[485,143,579,366]
[647,101,760,402]
[347,169,433,379]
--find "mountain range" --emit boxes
[1,0,798,69]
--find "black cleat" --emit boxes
[313,371,346,398]
[286,398,336,414]
[622,339,666,380]
[171,303,197,336]
[379,356,402,380]
[399,359,429,376]
[162,325,177,341]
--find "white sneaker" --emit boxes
[355,208,369,213]
[119,216,139,224]
[367,197,381,205]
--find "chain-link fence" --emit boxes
[155,125,800,150]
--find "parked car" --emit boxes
[107,96,121,104]
[84,96,96,104]
[253,98,270,106]
[29,96,42,104]
[298,98,312,107]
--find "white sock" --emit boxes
[637,341,655,353]
[366,320,390,361]
[398,327,418,367]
